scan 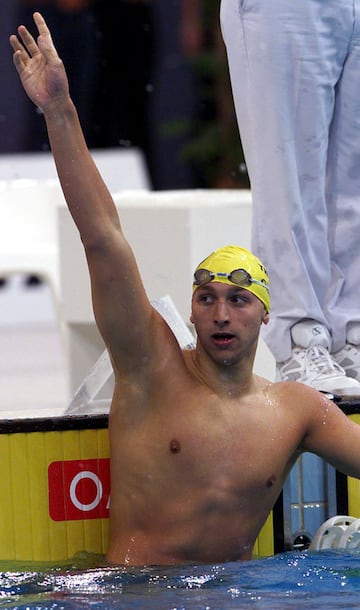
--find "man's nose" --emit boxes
[214,300,230,325]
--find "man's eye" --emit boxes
[231,295,246,304]
[199,294,213,303]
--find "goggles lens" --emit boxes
[193,267,266,289]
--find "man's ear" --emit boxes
[262,311,270,325]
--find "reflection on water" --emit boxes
[0,550,360,609]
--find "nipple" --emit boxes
[169,439,181,454]
[266,474,276,488]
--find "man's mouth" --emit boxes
[211,332,236,347]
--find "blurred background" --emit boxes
[0,0,249,190]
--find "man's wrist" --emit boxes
[43,96,77,124]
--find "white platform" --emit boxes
[0,277,67,418]
[0,148,151,191]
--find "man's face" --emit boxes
[190,282,269,366]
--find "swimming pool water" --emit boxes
[1,550,360,609]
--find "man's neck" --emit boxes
[186,346,257,398]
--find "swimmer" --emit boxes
[10,12,360,566]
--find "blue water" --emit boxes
[1,550,360,609]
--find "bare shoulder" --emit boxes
[257,377,334,419]
[253,378,360,476]
[263,378,324,400]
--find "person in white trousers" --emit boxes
[220,0,360,397]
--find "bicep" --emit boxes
[85,234,155,367]
[303,398,360,479]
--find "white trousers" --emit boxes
[220,0,360,361]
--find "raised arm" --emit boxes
[10,12,160,371]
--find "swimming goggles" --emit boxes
[193,268,269,291]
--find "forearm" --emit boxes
[43,97,121,246]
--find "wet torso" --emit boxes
[106,350,308,566]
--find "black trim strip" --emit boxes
[0,415,109,434]
[337,401,360,415]
[0,398,358,435]
[335,471,349,516]
[331,395,360,415]
[273,492,285,554]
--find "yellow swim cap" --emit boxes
[192,245,270,312]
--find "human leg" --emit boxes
[325,5,360,379]
[325,2,360,344]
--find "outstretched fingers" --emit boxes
[18,24,39,58]
[9,18,41,75]
[9,12,58,74]
[33,11,51,38]
[10,10,69,111]
[32,12,59,62]
[9,32,30,74]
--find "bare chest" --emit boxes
[113,388,300,499]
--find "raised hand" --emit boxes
[9,12,70,113]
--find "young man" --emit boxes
[10,13,360,566]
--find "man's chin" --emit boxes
[211,352,238,367]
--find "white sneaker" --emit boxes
[332,343,360,381]
[276,345,360,396]
[276,320,360,397]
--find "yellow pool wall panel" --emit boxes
[347,414,360,519]
[0,425,109,562]
[253,512,274,558]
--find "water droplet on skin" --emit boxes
[124,536,136,565]
[320,396,330,425]
[263,386,279,410]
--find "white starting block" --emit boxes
[0,179,65,299]
[0,148,150,303]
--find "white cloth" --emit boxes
[220,0,360,361]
